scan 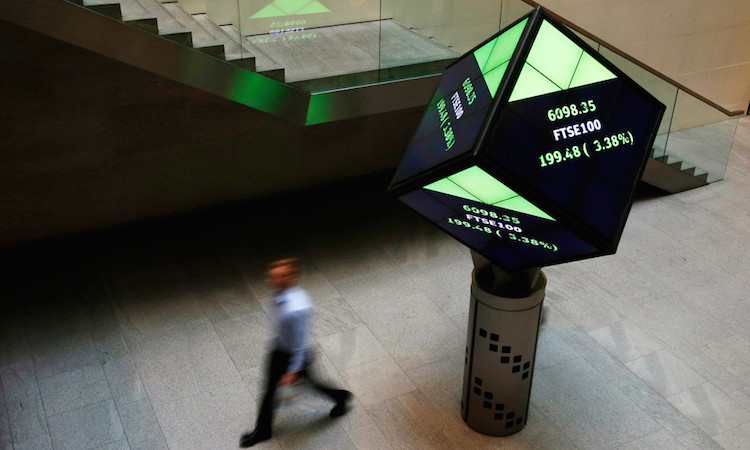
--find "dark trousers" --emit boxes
[255,348,346,432]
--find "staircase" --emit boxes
[642,154,709,193]
[73,0,286,80]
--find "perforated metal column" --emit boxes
[461,271,546,436]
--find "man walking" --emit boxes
[240,258,352,447]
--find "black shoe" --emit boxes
[330,391,352,418]
[239,428,271,447]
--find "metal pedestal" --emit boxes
[461,266,546,436]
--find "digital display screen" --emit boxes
[483,20,664,244]
[398,166,600,270]
[389,10,665,271]
[390,18,529,186]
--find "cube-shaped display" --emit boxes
[389,8,665,272]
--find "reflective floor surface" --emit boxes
[1,116,749,449]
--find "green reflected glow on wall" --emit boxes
[228,70,309,123]
[424,166,555,220]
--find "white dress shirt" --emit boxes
[272,286,313,373]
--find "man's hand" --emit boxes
[280,372,298,385]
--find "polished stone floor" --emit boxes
[1,116,749,449]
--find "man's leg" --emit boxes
[299,353,352,417]
[240,349,290,447]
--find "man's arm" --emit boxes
[280,309,310,384]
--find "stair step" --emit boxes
[218,24,284,77]
[127,17,158,34]
[161,30,193,47]
[681,166,697,177]
[161,3,224,50]
[258,68,285,82]
[101,0,190,35]
[227,58,256,72]
[195,44,227,60]
[83,2,122,20]
[642,153,710,193]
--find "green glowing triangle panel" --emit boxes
[509,19,616,102]
[425,166,555,221]
[389,8,666,271]
[251,0,330,18]
[472,18,527,98]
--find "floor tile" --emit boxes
[532,356,661,449]
[47,399,125,450]
[358,292,465,371]
[675,428,724,450]
[28,331,99,380]
[212,311,274,372]
[128,318,242,407]
[275,420,354,449]
[118,398,167,450]
[0,390,12,449]
[613,372,702,436]
[366,390,455,449]
[684,352,746,396]
[341,357,415,407]
[317,324,389,373]
[38,364,111,417]
[642,294,734,349]
[706,334,750,381]
[626,349,706,397]
[589,319,663,363]
[155,382,253,450]
[0,314,31,368]
[534,326,581,371]
[616,428,688,450]
[729,385,750,413]
[188,272,265,324]
[100,354,148,408]
[558,327,633,380]
[12,434,53,450]
[106,264,209,347]
[0,361,48,443]
[399,253,473,318]
[345,423,392,450]
[667,382,750,436]
[82,296,130,362]
[519,404,578,449]
[713,421,750,449]
[555,296,623,332]
[239,364,265,402]
[309,295,363,338]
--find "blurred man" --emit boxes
[240,258,352,447]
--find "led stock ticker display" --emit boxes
[389,9,665,272]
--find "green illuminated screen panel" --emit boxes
[424,166,553,221]
[485,18,663,243]
[390,18,528,187]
